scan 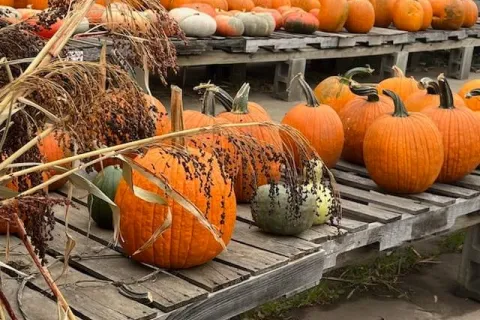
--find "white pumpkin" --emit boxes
[169,8,217,37]
[235,12,275,37]
[0,6,21,23]
[73,17,90,34]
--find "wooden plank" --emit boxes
[233,221,320,260]
[332,166,456,206]
[341,199,401,223]
[337,184,430,214]
[173,263,250,293]
[455,174,480,191]
[428,183,479,199]
[216,241,289,276]
[0,236,159,320]
[165,249,327,320]
[338,217,368,232]
[46,222,209,312]
[296,224,346,243]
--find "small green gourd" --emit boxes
[88,165,123,229]
[304,159,335,225]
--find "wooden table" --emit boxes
[3,160,480,320]
[67,24,480,101]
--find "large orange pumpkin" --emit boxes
[290,0,321,11]
[338,85,394,165]
[404,77,465,112]
[317,0,349,32]
[392,0,424,32]
[252,0,273,6]
[281,74,344,168]
[37,130,73,191]
[26,0,47,9]
[313,66,374,113]
[181,2,217,16]
[363,90,444,194]
[217,83,283,202]
[431,0,465,30]
[419,0,433,29]
[421,75,479,183]
[373,0,395,27]
[115,86,236,269]
[462,0,478,27]
[227,0,255,10]
[344,0,375,33]
[377,66,425,102]
[183,89,238,178]
[459,80,480,111]
[272,0,291,7]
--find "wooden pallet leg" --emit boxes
[274,59,306,101]
[447,46,474,80]
[380,52,409,79]
[456,224,480,301]
[132,66,149,93]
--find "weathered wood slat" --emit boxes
[332,166,456,206]
[338,217,369,232]
[46,221,209,312]
[0,236,159,320]
[337,184,430,214]
[216,241,289,275]
[341,199,401,223]
[296,225,346,243]
[455,174,480,191]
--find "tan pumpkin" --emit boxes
[169,7,217,37]
[215,14,244,36]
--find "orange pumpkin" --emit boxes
[87,4,106,24]
[309,7,320,15]
[431,0,465,30]
[252,6,283,28]
[115,86,236,269]
[217,84,283,202]
[377,66,425,102]
[421,75,480,183]
[283,11,319,33]
[26,0,47,9]
[404,77,465,112]
[373,0,395,27]
[363,90,444,194]
[392,0,424,31]
[227,0,255,10]
[37,130,73,191]
[272,0,291,7]
[338,85,394,165]
[419,0,433,29]
[459,79,480,111]
[344,0,375,33]
[462,0,478,27]
[183,89,238,178]
[317,0,349,32]
[181,2,217,16]
[314,66,374,113]
[281,75,344,168]
[215,14,245,35]
[290,0,320,11]
[13,0,27,7]
[252,0,273,6]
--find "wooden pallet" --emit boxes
[2,162,480,320]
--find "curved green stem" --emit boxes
[200,89,217,116]
[231,83,250,114]
[193,82,234,111]
[291,73,319,107]
[383,89,409,118]
[466,88,480,99]
[437,74,454,109]
[343,66,375,80]
[418,77,439,95]
[349,84,379,102]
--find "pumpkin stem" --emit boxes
[340,65,374,85]
[231,83,250,114]
[437,74,454,109]
[170,85,185,146]
[392,65,405,78]
[466,88,480,99]
[193,82,234,111]
[349,84,380,102]
[383,89,409,118]
[418,77,439,95]
[292,73,319,107]
[200,88,217,116]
